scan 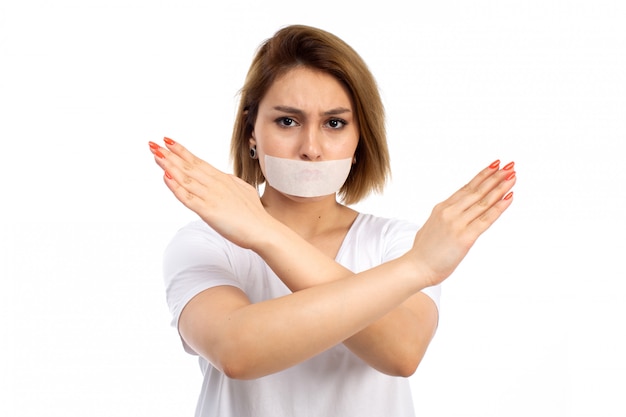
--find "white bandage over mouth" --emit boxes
[264,155,353,198]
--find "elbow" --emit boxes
[211,351,252,380]
[221,360,250,380]
[366,355,421,378]
[219,353,266,380]
[388,357,421,378]
[186,329,265,380]
[399,360,421,377]
[388,332,434,377]
[376,349,425,377]
[212,345,268,380]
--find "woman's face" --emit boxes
[251,66,359,173]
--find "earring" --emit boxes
[249,145,258,159]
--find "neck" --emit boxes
[260,186,355,240]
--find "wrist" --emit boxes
[243,212,286,252]
[398,252,437,292]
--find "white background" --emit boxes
[1,1,624,416]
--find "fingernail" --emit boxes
[164,137,175,146]
[504,191,513,200]
[503,162,515,170]
[489,159,501,169]
[165,171,172,179]
[506,171,516,181]
[149,141,159,150]
[154,149,165,159]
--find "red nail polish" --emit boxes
[504,192,513,200]
[154,149,165,159]
[489,160,501,169]
[503,162,515,170]
[149,141,159,150]
[506,171,516,181]
[165,171,172,179]
[164,137,175,146]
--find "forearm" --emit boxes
[210,255,420,379]
[249,217,436,375]
[342,293,438,376]
[252,216,355,288]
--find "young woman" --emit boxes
[149,24,515,417]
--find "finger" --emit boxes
[154,151,220,212]
[451,161,515,212]
[160,138,232,196]
[149,140,217,199]
[162,137,197,163]
[465,188,515,239]
[161,137,221,176]
[149,141,174,178]
[154,139,204,176]
[462,170,516,223]
[162,169,208,213]
[148,142,196,196]
[445,160,503,207]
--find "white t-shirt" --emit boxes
[164,213,441,417]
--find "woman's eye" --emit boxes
[277,117,296,127]
[326,119,346,129]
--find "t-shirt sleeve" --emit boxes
[162,221,244,354]
[382,218,442,312]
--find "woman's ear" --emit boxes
[249,132,256,148]
[248,133,258,160]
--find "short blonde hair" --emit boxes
[230,25,390,205]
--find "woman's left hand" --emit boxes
[149,138,270,249]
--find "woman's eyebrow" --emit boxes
[272,105,352,116]
[272,105,304,116]
[323,107,351,116]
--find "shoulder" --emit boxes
[163,220,259,287]
[164,220,231,268]
[351,212,419,240]
[165,219,226,248]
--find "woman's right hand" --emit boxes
[149,138,272,249]
[409,160,516,288]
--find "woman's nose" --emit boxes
[299,126,322,161]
